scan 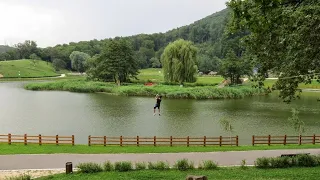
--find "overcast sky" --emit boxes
[0,0,227,48]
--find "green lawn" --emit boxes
[136,68,224,85]
[1,143,320,155]
[0,59,61,78]
[261,79,320,89]
[36,167,320,180]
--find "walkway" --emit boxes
[0,149,319,170]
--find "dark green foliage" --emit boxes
[114,161,133,172]
[255,157,271,169]
[295,154,319,167]
[227,0,320,103]
[173,159,195,171]
[86,39,139,85]
[76,162,103,173]
[103,161,114,171]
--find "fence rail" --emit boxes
[252,135,320,146]
[1,134,319,147]
[88,135,239,146]
[0,134,74,145]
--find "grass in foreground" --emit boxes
[0,59,60,78]
[1,143,320,155]
[24,79,265,99]
[36,167,320,180]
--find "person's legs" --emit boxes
[158,105,160,115]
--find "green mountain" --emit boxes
[0,8,233,73]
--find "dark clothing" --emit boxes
[154,98,161,109]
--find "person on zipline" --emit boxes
[153,94,162,116]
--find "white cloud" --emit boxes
[0,1,64,47]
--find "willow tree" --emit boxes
[161,39,198,84]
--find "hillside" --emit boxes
[0,45,15,53]
[0,60,60,78]
[0,8,233,74]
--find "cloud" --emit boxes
[0,0,227,48]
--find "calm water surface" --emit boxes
[0,82,319,145]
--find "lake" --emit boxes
[0,81,319,145]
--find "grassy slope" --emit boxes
[135,68,224,85]
[262,79,320,89]
[0,59,61,78]
[1,143,320,155]
[36,167,320,180]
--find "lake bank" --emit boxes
[24,79,267,100]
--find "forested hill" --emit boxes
[0,45,15,53]
[0,8,232,73]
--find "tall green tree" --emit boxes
[69,51,90,73]
[227,0,320,103]
[14,40,38,59]
[219,49,252,85]
[161,39,198,84]
[86,39,139,85]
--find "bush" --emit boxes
[174,159,195,171]
[255,157,270,169]
[202,160,218,170]
[148,161,170,170]
[270,157,292,168]
[76,162,103,173]
[135,162,147,170]
[6,174,31,180]
[294,154,319,167]
[103,161,114,171]
[114,161,133,172]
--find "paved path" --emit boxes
[0,149,319,170]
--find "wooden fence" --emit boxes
[252,135,320,146]
[0,134,74,145]
[88,135,239,146]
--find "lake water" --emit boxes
[0,81,319,145]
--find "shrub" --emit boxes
[255,157,270,169]
[174,159,195,171]
[202,160,218,170]
[114,161,133,172]
[135,162,147,170]
[270,157,292,168]
[294,154,319,167]
[103,161,114,171]
[148,161,170,170]
[76,162,103,173]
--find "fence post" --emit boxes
[219,136,222,146]
[8,133,11,145]
[299,135,302,145]
[187,136,189,147]
[170,136,172,147]
[56,135,59,145]
[284,135,287,145]
[39,134,42,145]
[252,135,255,146]
[313,134,316,145]
[24,134,27,145]
[154,136,156,147]
[88,135,91,146]
[72,135,74,146]
[268,135,271,146]
[204,136,206,147]
[236,135,239,146]
[104,136,107,146]
[120,136,123,147]
[137,136,139,147]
